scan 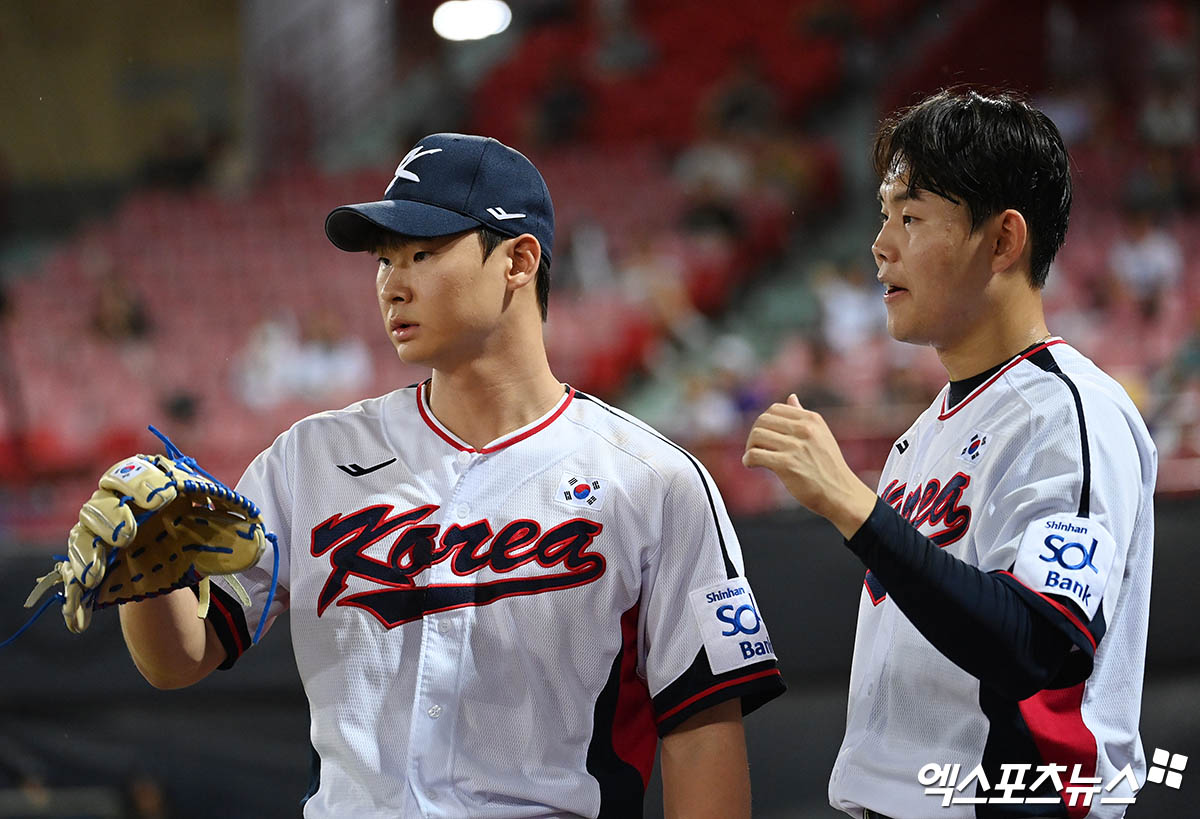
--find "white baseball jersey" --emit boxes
[206,381,785,818]
[829,340,1155,819]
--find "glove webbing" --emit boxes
[1,426,280,648]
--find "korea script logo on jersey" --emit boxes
[865,472,973,606]
[310,504,606,627]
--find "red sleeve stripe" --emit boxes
[997,570,1097,653]
[209,590,247,658]
[654,669,781,724]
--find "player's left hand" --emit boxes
[742,394,878,539]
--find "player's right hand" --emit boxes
[742,394,878,539]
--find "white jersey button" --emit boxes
[456,504,470,519]
[456,451,471,465]
[428,704,443,719]
[438,620,451,634]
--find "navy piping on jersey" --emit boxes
[938,339,1068,420]
[573,391,739,580]
[1024,346,1092,518]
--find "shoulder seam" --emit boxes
[574,392,739,579]
[1020,348,1092,518]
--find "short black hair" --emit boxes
[365,226,552,320]
[872,88,1072,288]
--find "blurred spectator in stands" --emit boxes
[157,389,203,456]
[204,127,252,199]
[674,131,753,197]
[1148,310,1200,456]
[1107,185,1182,321]
[619,232,707,370]
[794,340,848,413]
[881,357,935,408]
[89,248,153,344]
[0,278,28,457]
[812,259,884,352]
[289,308,372,402]
[232,309,371,410]
[1038,72,1104,148]
[709,332,768,421]
[679,177,746,242]
[232,313,302,410]
[532,60,593,148]
[590,0,656,78]
[674,128,752,241]
[678,370,740,445]
[140,119,209,190]
[705,52,780,137]
[1139,45,1197,151]
[558,217,617,294]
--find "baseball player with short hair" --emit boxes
[117,133,785,818]
[745,89,1155,818]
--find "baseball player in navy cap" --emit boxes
[118,133,785,817]
[746,90,1155,818]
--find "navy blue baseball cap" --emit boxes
[325,133,554,264]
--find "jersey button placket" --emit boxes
[409,502,463,812]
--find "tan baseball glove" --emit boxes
[23,432,276,639]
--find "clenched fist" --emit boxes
[742,394,878,539]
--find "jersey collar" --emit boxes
[938,338,1066,420]
[416,379,575,454]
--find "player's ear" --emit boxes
[505,234,541,290]
[992,209,1029,277]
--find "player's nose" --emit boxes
[377,265,413,303]
[871,227,895,267]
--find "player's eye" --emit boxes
[902,214,914,225]
[878,211,889,224]
[377,256,391,267]
[413,251,430,263]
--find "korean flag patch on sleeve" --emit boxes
[1012,513,1117,621]
[688,578,776,674]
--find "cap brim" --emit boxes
[324,199,484,252]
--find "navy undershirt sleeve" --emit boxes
[845,498,1086,700]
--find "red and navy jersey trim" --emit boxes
[938,339,1068,420]
[651,648,785,737]
[586,604,656,818]
[415,379,575,454]
[205,582,252,670]
[995,570,1105,686]
[978,681,1098,817]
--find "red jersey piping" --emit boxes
[997,570,1097,653]
[654,669,782,724]
[415,380,575,454]
[938,339,1067,420]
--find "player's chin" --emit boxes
[392,340,434,366]
[885,312,925,345]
